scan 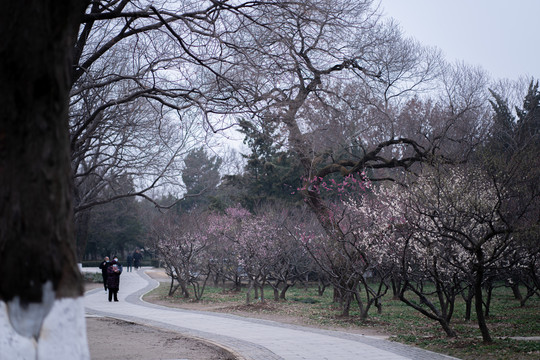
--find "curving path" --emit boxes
[84,268,459,360]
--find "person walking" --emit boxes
[98,256,110,292]
[126,253,133,272]
[133,249,143,270]
[107,257,123,302]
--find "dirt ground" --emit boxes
[86,315,235,360]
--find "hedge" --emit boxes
[81,259,159,267]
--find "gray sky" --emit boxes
[380,0,539,81]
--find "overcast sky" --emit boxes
[379,0,539,82]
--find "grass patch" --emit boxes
[395,336,540,360]
[143,281,540,359]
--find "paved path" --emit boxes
[84,268,458,360]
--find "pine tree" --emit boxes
[226,117,303,211]
[515,80,540,148]
[488,89,516,154]
[179,147,222,212]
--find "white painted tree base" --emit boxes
[0,297,89,359]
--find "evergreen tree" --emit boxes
[488,89,516,155]
[84,175,144,259]
[225,118,303,211]
[484,81,540,303]
[515,80,540,148]
[179,147,222,212]
[487,80,539,156]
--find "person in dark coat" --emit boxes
[133,249,143,269]
[126,253,133,272]
[107,257,123,302]
[98,256,110,292]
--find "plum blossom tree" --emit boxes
[388,165,526,343]
[507,248,540,307]
[292,173,398,318]
[150,210,216,300]
[374,183,463,338]
[202,203,311,304]
[339,178,474,337]
[341,188,410,314]
[337,156,538,341]
[224,206,283,304]
[254,205,312,301]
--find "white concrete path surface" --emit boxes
[84,268,459,360]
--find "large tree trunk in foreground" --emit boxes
[0,1,89,358]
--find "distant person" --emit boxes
[126,253,133,272]
[133,249,143,269]
[98,256,110,292]
[107,256,123,302]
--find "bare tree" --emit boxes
[71,1,325,258]
[177,0,461,226]
[70,1,238,257]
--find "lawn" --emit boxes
[143,281,540,360]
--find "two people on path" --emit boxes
[107,256,123,302]
[99,250,143,300]
[126,249,144,271]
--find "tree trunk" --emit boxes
[0,1,90,358]
[333,286,343,304]
[318,279,328,296]
[75,210,91,261]
[246,279,253,304]
[353,289,368,320]
[273,287,280,302]
[280,284,291,300]
[375,298,383,314]
[398,283,457,338]
[484,281,494,318]
[508,276,523,302]
[259,280,266,303]
[179,280,190,298]
[254,281,259,300]
[341,292,352,317]
[233,275,242,292]
[168,277,179,296]
[474,252,493,343]
[512,284,523,301]
[438,319,457,338]
[391,277,401,300]
[462,286,474,321]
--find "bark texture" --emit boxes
[0,0,88,304]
